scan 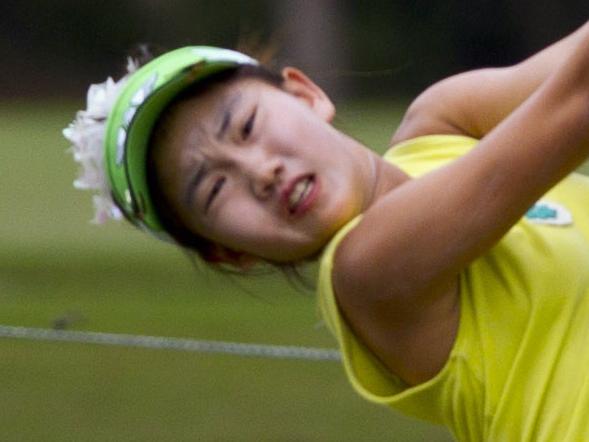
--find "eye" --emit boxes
[205,177,226,212]
[241,108,257,140]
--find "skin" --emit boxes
[153,68,406,263]
[154,21,589,386]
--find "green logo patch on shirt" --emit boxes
[525,201,572,226]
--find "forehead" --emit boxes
[161,77,266,153]
[172,81,237,142]
[151,78,268,186]
[154,81,235,164]
[158,76,285,162]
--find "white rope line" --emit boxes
[0,325,341,361]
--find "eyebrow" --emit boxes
[183,161,209,209]
[216,93,242,140]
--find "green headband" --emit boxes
[104,46,257,240]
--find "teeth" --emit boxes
[288,178,312,211]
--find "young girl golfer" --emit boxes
[65,21,589,441]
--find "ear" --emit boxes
[281,67,335,122]
[207,245,259,270]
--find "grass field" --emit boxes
[0,100,456,441]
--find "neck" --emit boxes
[363,151,410,211]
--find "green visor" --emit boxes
[104,46,257,240]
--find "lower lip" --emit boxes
[291,177,320,217]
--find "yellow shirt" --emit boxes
[318,135,589,441]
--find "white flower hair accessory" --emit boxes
[63,58,138,224]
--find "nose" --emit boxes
[241,153,284,199]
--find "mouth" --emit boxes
[283,175,318,216]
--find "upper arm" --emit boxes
[333,238,461,385]
[392,22,589,145]
[391,66,534,144]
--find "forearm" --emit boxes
[352,21,589,298]
[333,22,589,385]
[339,57,589,382]
[438,22,589,271]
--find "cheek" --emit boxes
[266,111,325,156]
[209,201,315,260]
[207,198,276,247]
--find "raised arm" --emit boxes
[392,21,589,143]
[335,21,589,385]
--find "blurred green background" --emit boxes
[2,2,589,441]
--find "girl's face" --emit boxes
[153,68,375,263]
